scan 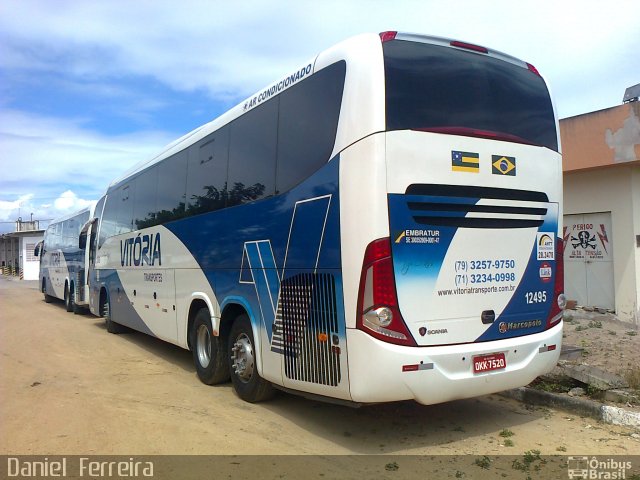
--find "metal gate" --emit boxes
[563,212,614,310]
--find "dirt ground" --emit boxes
[561,308,640,405]
[0,276,638,475]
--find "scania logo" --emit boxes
[429,328,448,335]
[418,327,448,336]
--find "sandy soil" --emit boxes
[0,277,638,477]
[560,308,640,411]
[562,308,639,379]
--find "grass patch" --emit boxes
[503,439,514,447]
[385,462,399,471]
[512,450,545,473]
[499,429,514,438]
[530,376,606,400]
[530,378,571,393]
[624,367,640,390]
[585,384,604,398]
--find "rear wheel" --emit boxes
[190,308,229,385]
[72,297,83,315]
[103,291,126,334]
[64,283,74,312]
[228,314,274,403]
[42,279,53,303]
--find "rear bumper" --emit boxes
[347,321,562,405]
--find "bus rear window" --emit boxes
[383,40,558,151]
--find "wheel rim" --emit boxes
[196,324,211,368]
[103,298,109,318]
[231,333,254,383]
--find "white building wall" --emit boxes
[563,164,640,325]
[19,235,42,280]
[633,166,640,325]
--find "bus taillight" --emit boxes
[547,238,566,329]
[450,40,489,54]
[526,62,542,77]
[379,31,397,43]
[356,237,416,346]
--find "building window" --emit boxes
[26,243,36,262]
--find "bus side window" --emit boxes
[133,166,158,230]
[157,151,187,223]
[276,61,346,193]
[117,184,135,235]
[227,99,278,206]
[186,128,229,215]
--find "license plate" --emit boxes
[473,352,506,374]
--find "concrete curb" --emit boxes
[499,387,640,430]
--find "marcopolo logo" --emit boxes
[499,320,542,334]
[120,233,161,267]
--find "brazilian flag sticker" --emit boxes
[492,155,516,176]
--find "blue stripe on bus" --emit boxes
[165,156,344,348]
[243,240,280,340]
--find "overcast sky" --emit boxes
[1,0,638,233]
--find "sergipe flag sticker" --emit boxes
[452,151,479,173]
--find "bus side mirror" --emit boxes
[34,241,43,257]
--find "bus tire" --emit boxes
[72,300,83,315]
[190,308,229,385]
[103,292,126,334]
[228,314,274,403]
[42,279,53,303]
[64,283,74,312]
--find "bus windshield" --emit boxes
[383,39,558,151]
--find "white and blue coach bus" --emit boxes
[36,203,97,314]
[88,32,565,405]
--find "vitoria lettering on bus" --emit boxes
[243,63,313,111]
[120,233,161,267]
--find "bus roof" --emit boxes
[107,31,545,189]
[46,202,97,228]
